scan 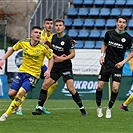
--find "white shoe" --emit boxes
[105,108,111,118]
[0,114,7,121]
[97,107,103,118]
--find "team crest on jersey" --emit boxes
[61,41,65,46]
[36,49,40,53]
[121,38,126,42]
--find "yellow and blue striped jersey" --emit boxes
[40,29,54,43]
[13,38,53,79]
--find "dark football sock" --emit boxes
[96,90,102,107]
[72,91,83,108]
[38,89,47,107]
[108,91,118,108]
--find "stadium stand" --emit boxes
[75,40,84,49]
[78,29,89,39]
[83,41,95,49]
[83,19,94,28]
[78,8,89,17]
[72,18,84,27]
[65,0,133,49]
[94,19,105,28]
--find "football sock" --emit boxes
[47,82,58,99]
[72,91,83,108]
[5,96,22,115]
[38,89,47,107]
[108,91,118,108]
[17,87,27,107]
[124,94,133,106]
[96,90,102,107]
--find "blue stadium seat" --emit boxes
[72,18,84,27]
[78,8,89,17]
[99,8,110,17]
[104,0,115,6]
[110,8,121,17]
[94,0,104,6]
[68,29,78,38]
[126,0,133,6]
[100,30,107,38]
[126,30,133,38]
[67,8,78,17]
[94,41,103,49]
[72,0,83,6]
[83,19,94,27]
[75,40,84,49]
[64,29,67,34]
[89,30,100,39]
[64,18,72,27]
[128,19,133,29]
[83,41,95,49]
[94,19,105,28]
[88,8,100,17]
[115,0,126,6]
[78,29,89,39]
[121,8,132,17]
[83,0,93,6]
[105,19,116,28]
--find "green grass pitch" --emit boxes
[0,99,133,133]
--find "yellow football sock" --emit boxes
[5,97,22,115]
[124,94,133,106]
[47,82,58,99]
[17,87,27,107]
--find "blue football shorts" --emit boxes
[10,73,38,92]
[40,64,47,79]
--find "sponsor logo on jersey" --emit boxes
[108,41,123,49]
[121,38,126,42]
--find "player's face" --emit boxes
[43,21,53,32]
[55,22,65,34]
[116,18,127,32]
[31,29,41,42]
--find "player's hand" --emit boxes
[100,56,105,65]
[0,60,5,69]
[54,54,66,62]
[44,70,50,79]
[115,62,124,69]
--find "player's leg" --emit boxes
[32,77,55,115]
[36,65,58,114]
[35,82,58,114]
[106,81,120,118]
[65,78,88,116]
[120,94,133,111]
[96,80,105,118]
[16,88,28,115]
[0,87,26,121]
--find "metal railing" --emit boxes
[28,0,69,37]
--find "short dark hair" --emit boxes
[44,18,53,23]
[32,26,42,31]
[116,16,128,23]
[54,19,65,24]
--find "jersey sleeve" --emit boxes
[43,44,53,59]
[13,41,22,51]
[67,36,75,50]
[103,31,109,45]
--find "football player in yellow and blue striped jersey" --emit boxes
[0,26,54,121]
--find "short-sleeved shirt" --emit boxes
[51,33,75,68]
[40,29,54,43]
[13,38,53,79]
[104,29,133,66]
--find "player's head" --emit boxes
[30,26,42,42]
[54,19,65,35]
[116,16,127,32]
[43,18,53,32]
